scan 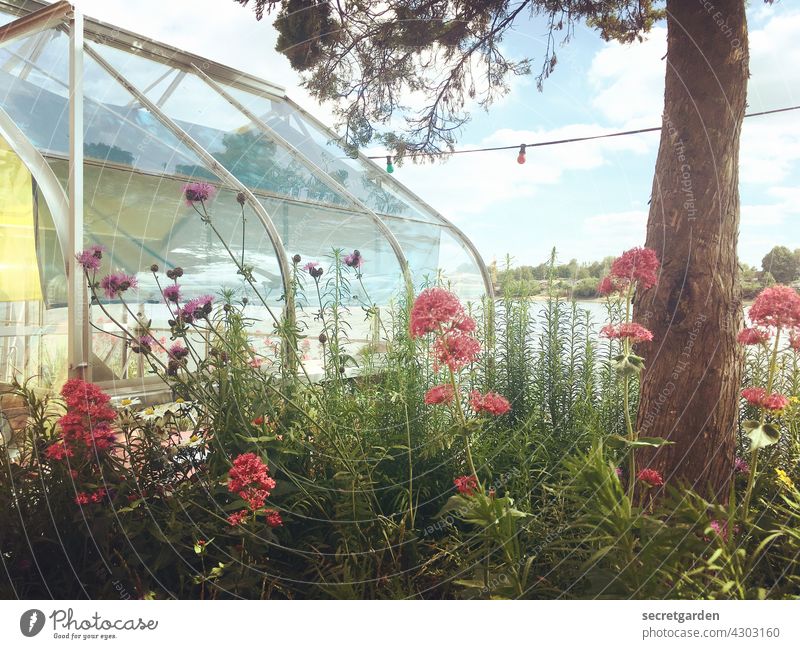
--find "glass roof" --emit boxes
[0,1,488,304]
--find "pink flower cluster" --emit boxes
[600,322,654,343]
[75,488,106,506]
[45,379,117,461]
[424,384,455,405]
[433,330,481,371]
[738,286,800,358]
[637,468,664,487]
[598,247,659,296]
[748,285,800,331]
[741,387,788,411]
[469,391,511,416]
[410,288,480,371]
[454,475,478,496]
[226,453,281,528]
[409,288,472,338]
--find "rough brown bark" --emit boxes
[633,0,748,499]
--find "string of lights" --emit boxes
[372,104,800,173]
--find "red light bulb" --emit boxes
[516,144,526,165]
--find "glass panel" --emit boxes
[0,27,70,155]
[381,216,485,300]
[89,43,354,207]
[224,85,442,223]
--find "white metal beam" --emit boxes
[67,6,88,379]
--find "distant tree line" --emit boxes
[491,246,800,300]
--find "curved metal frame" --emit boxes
[281,97,495,301]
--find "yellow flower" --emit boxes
[776,468,795,490]
[175,398,185,404]
[121,398,132,406]
[144,407,154,415]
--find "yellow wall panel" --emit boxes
[0,139,42,302]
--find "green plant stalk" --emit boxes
[742,328,782,519]
[622,284,637,501]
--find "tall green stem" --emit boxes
[742,329,782,519]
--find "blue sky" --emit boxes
[73,0,800,269]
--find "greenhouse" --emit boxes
[0,0,490,394]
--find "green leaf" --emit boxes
[747,423,781,450]
[742,419,760,433]
[607,434,673,449]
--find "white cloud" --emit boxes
[588,27,666,126]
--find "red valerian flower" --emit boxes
[99,272,137,299]
[433,330,481,371]
[227,453,276,511]
[597,275,617,296]
[637,468,664,487]
[264,509,283,528]
[75,245,105,271]
[734,457,750,474]
[600,322,654,343]
[409,287,465,338]
[610,247,660,291]
[75,488,106,506]
[469,390,511,416]
[741,387,767,407]
[424,384,456,405]
[737,327,771,345]
[48,379,117,461]
[790,332,800,353]
[252,416,265,426]
[454,475,479,496]
[183,182,216,205]
[226,510,249,527]
[762,393,789,411]
[749,285,800,330]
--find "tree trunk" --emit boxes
[633,0,748,499]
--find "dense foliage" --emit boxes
[2,188,799,600]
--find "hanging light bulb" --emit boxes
[386,155,394,174]
[517,144,526,165]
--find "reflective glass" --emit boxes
[223,84,441,223]
[90,43,354,207]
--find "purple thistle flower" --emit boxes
[179,295,214,322]
[131,335,155,354]
[99,272,137,299]
[344,250,363,269]
[163,284,182,303]
[75,245,105,271]
[183,182,216,205]
[303,261,319,272]
[168,342,189,360]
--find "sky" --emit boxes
[69,0,800,269]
